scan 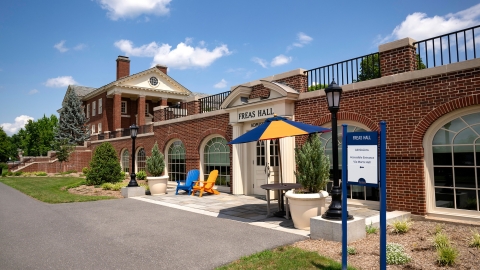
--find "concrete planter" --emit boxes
[147,176,169,195]
[285,190,329,230]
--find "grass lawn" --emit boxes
[0,176,116,203]
[216,246,356,270]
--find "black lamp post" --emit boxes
[128,124,139,187]
[322,80,352,220]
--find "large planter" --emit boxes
[285,190,329,230]
[148,176,169,195]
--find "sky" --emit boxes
[1,0,479,135]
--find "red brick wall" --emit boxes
[380,45,417,76]
[249,84,270,99]
[116,57,130,80]
[295,67,480,215]
[18,149,92,173]
[275,74,308,93]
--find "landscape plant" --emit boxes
[346,246,357,255]
[469,230,480,248]
[437,246,458,266]
[366,221,378,234]
[294,134,330,193]
[55,88,90,145]
[146,142,165,177]
[390,219,413,234]
[136,170,147,180]
[433,231,451,249]
[386,243,411,265]
[85,142,123,185]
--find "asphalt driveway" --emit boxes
[0,182,305,270]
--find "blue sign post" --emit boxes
[341,121,387,270]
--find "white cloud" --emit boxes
[1,115,34,135]
[377,3,480,44]
[115,39,231,69]
[54,40,68,53]
[97,0,171,20]
[28,89,39,95]
[73,44,87,50]
[251,57,268,68]
[214,79,227,89]
[287,32,313,51]
[271,54,292,67]
[45,76,78,88]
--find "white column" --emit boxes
[279,136,296,183]
[231,123,245,195]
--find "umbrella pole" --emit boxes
[277,139,283,184]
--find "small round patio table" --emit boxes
[260,183,302,219]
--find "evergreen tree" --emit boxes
[0,127,10,162]
[55,89,90,145]
[85,142,123,185]
[294,134,330,193]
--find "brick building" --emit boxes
[17,27,480,222]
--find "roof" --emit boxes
[70,85,96,98]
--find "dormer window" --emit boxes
[149,77,159,86]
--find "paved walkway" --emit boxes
[134,187,382,237]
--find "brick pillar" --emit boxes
[137,95,145,126]
[116,56,130,80]
[160,98,168,106]
[187,100,200,115]
[379,37,417,77]
[113,93,121,131]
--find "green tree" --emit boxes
[53,139,75,172]
[85,142,122,185]
[0,127,11,162]
[294,134,330,193]
[23,115,58,156]
[417,54,426,70]
[146,142,165,176]
[55,89,90,145]
[307,84,328,92]
[357,54,380,82]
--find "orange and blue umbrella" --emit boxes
[229,115,330,144]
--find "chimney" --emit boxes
[156,64,167,75]
[116,56,130,80]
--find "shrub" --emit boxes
[101,183,114,190]
[146,142,165,177]
[347,246,357,255]
[433,231,451,249]
[82,167,90,175]
[0,163,8,170]
[437,246,458,266]
[2,171,7,177]
[111,182,127,191]
[294,134,330,193]
[136,170,147,180]
[35,171,47,176]
[85,142,123,185]
[6,171,13,176]
[14,171,22,176]
[139,182,149,191]
[390,219,412,234]
[469,230,480,249]
[386,243,411,265]
[120,170,126,179]
[366,222,378,234]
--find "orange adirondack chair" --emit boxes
[191,170,219,197]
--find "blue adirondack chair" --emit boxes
[175,169,200,195]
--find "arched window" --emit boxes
[319,124,379,202]
[137,148,146,172]
[431,112,480,212]
[204,137,230,188]
[121,149,129,173]
[168,140,186,182]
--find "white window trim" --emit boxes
[423,105,480,221]
[98,98,102,114]
[86,104,90,118]
[98,123,102,133]
[145,103,149,116]
[92,101,96,116]
[121,101,127,114]
[92,124,96,134]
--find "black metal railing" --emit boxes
[97,133,105,140]
[121,129,131,137]
[139,124,151,134]
[109,132,116,139]
[413,25,480,69]
[199,91,231,112]
[304,53,380,90]
[163,102,188,120]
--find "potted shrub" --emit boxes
[146,142,168,195]
[285,134,330,230]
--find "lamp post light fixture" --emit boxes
[322,80,352,220]
[128,124,139,187]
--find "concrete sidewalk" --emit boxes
[134,187,383,237]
